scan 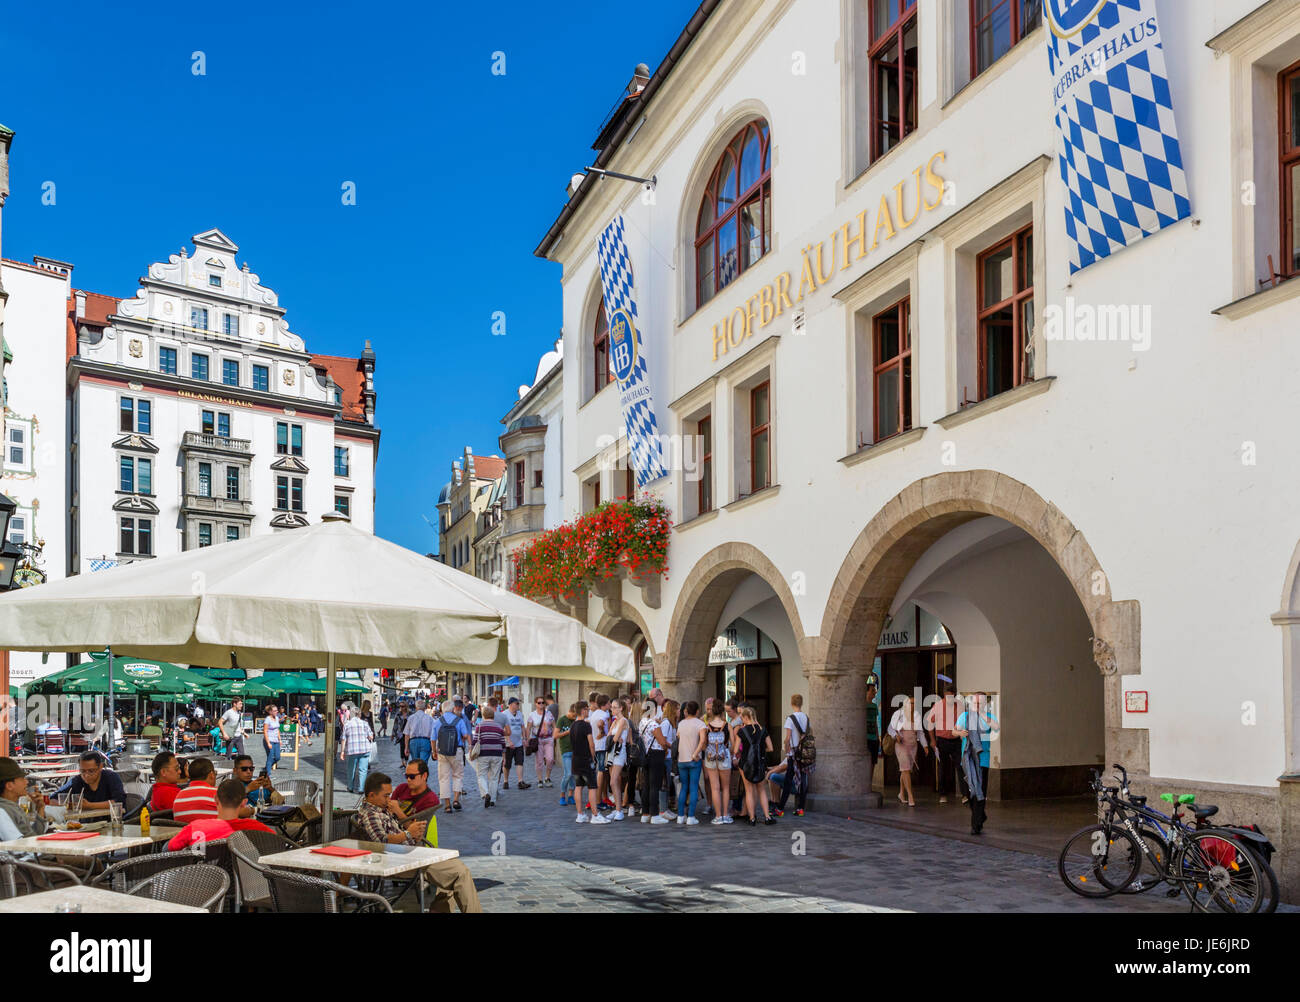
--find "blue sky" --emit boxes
[0,0,700,554]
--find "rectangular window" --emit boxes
[198,523,212,548]
[120,456,134,494]
[252,365,269,392]
[190,307,208,331]
[226,526,240,542]
[223,314,239,337]
[277,475,289,511]
[533,470,543,488]
[971,0,1041,78]
[873,298,913,442]
[198,463,212,498]
[291,425,303,457]
[209,274,221,288]
[138,458,152,496]
[138,399,151,436]
[226,466,240,501]
[120,397,134,433]
[335,446,350,478]
[8,514,25,546]
[750,382,771,493]
[139,519,152,556]
[698,416,713,514]
[869,0,919,164]
[217,413,230,439]
[120,517,134,555]
[335,494,351,518]
[159,347,178,375]
[202,410,215,436]
[6,426,22,467]
[594,306,610,395]
[976,224,1034,400]
[514,461,525,507]
[291,478,303,512]
[192,353,209,381]
[277,422,303,457]
[222,359,239,386]
[1281,62,1300,277]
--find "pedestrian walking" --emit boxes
[433,699,471,813]
[555,704,576,806]
[954,692,999,834]
[499,697,529,790]
[887,695,928,807]
[526,696,555,787]
[774,694,813,817]
[339,704,374,795]
[735,704,775,825]
[218,698,245,758]
[674,701,707,826]
[925,684,963,804]
[378,701,389,737]
[470,705,505,808]
[638,698,671,824]
[262,704,282,772]
[703,702,733,824]
[606,698,630,820]
[569,701,604,824]
[404,698,434,769]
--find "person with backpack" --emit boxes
[774,694,815,817]
[619,698,643,816]
[703,702,734,824]
[734,704,775,825]
[605,698,631,820]
[638,698,672,824]
[432,699,471,814]
[674,701,708,826]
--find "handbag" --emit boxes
[468,725,481,762]
[526,710,541,755]
[881,732,896,756]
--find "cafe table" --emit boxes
[0,829,153,859]
[258,838,459,912]
[0,885,205,913]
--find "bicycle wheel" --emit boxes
[1058,824,1142,898]
[1242,845,1279,915]
[1119,827,1168,895]
[1179,831,1265,913]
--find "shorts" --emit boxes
[504,746,525,768]
[594,750,607,772]
[572,764,597,789]
[703,749,732,770]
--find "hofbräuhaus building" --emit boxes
[535,0,1300,896]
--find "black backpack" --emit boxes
[791,714,817,768]
[625,723,646,768]
[436,714,460,757]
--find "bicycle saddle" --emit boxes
[1193,805,1218,819]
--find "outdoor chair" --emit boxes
[0,852,84,898]
[120,793,144,819]
[91,848,204,893]
[277,779,318,807]
[128,863,229,913]
[116,768,141,784]
[263,867,391,913]
[295,810,357,847]
[225,830,295,911]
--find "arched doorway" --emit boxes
[816,471,1142,813]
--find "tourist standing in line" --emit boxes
[925,684,963,804]
[697,698,715,816]
[471,705,505,808]
[569,701,604,824]
[659,699,680,821]
[865,683,880,786]
[725,697,744,816]
[735,704,775,825]
[499,697,530,791]
[703,702,733,824]
[639,699,671,824]
[589,694,611,810]
[775,694,812,817]
[887,695,928,807]
[525,696,556,788]
[674,701,708,825]
[340,704,375,796]
[606,698,630,820]
[954,692,998,835]
[555,704,576,806]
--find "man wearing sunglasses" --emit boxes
[390,759,439,819]
[232,755,276,816]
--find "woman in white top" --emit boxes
[887,695,929,807]
[638,699,673,824]
[606,698,630,821]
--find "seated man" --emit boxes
[54,752,127,810]
[140,717,164,745]
[166,778,274,851]
[389,759,439,820]
[0,757,48,838]
[171,757,220,824]
[354,772,481,913]
[231,755,278,816]
[149,751,184,811]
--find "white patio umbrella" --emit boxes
[0,516,635,819]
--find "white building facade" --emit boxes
[69,229,378,571]
[537,0,1300,894]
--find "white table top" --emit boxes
[259,839,458,878]
[0,885,206,913]
[0,830,152,857]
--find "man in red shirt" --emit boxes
[167,779,273,851]
[390,759,439,819]
[149,751,184,812]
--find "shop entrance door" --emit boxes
[880,649,955,792]
[715,661,780,764]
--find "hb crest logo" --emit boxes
[608,308,639,385]
[1045,0,1109,37]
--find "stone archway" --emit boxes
[660,542,808,708]
[810,470,1143,813]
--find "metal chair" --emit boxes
[295,810,357,847]
[277,779,318,807]
[91,848,204,893]
[120,793,144,819]
[225,830,294,911]
[128,863,229,913]
[263,867,392,913]
[0,852,84,898]
[116,769,141,784]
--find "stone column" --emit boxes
[1279,774,1300,905]
[654,648,706,709]
[803,637,880,814]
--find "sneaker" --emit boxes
[611,811,625,821]
[663,811,678,821]
[502,782,510,790]
[676,815,686,825]
[484,795,491,809]
[685,817,700,826]
[794,809,804,817]
[650,815,669,825]
[575,814,588,823]
[721,815,734,824]
[641,815,651,824]
[559,796,568,805]
[773,809,785,817]
[628,806,640,816]
[711,816,726,825]
[518,782,531,790]
[589,815,611,825]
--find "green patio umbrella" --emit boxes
[27,656,215,696]
[206,677,278,698]
[261,672,366,696]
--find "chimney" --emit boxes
[75,290,86,319]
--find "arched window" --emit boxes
[593,300,612,395]
[696,119,772,308]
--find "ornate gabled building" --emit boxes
[68,228,379,569]
[437,447,506,573]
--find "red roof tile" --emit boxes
[309,353,368,423]
[471,455,507,481]
[66,290,121,362]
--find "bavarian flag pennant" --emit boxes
[1045,0,1192,273]
[595,214,667,488]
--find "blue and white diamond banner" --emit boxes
[1046,0,1191,273]
[596,214,666,488]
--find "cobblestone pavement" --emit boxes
[248,727,1265,914]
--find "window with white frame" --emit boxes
[120,517,153,556]
[223,314,239,337]
[334,446,350,478]
[119,396,152,435]
[190,307,209,331]
[4,419,31,472]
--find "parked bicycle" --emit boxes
[1058,764,1274,912]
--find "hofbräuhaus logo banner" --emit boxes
[596,214,666,488]
[1046,0,1191,273]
